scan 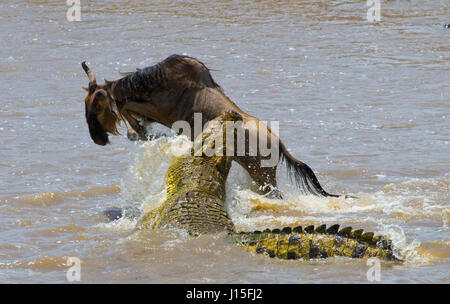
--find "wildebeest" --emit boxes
[81,54,340,198]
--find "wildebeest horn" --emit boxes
[81,61,96,85]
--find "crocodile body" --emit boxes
[136,110,237,235]
[136,110,398,261]
[137,156,234,235]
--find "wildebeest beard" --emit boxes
[85,104,109,146]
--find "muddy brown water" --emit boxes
[0,0,448,283]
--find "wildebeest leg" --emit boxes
[235,156,282,198]
[127,127,143,141]
[127,120,157,141]
[126,119,169,141]
[122,101,169,141]
[121,110,149,141]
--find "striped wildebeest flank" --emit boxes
[81,54,343,198]
[135,110,399,261]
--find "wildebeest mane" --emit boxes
[107,54,222,104]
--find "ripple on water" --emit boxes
[3,185,121,207]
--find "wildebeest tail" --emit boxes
[279,142,339,197]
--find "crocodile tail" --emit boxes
[229,224,398,261]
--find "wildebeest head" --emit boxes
[82,62,119,145]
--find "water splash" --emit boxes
[115,136,448,264]
[377,224,423,265]
[120,136,192,213]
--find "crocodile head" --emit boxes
[192,110,243,175]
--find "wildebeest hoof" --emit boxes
[127,128,157,141]
[127,129,140,141]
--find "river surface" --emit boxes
[0,0,448,283]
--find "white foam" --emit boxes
[96,217,137,231]
[116,136,448,264]
[377,224,424,265]
[120,136,192,214]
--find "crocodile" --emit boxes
[135,110,398,261]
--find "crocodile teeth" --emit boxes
[326,224,340,235]
[315,224,326,234]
